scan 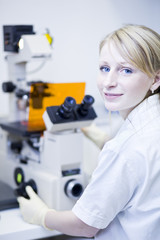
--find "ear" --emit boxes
[150,70,160,92]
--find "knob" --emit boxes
[14,179,37,199]
[64,179,83,200]
[14,167,25,186]
[2,81,16,92]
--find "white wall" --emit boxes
[0,0,159,117]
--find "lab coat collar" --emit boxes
[121,94,160,132]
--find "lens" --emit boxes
[82,95,94,109]
[65,97,76,107]
[71,183,83,197]
[78,95,94,116]
[58,96,76,119]
[64,179,83,199]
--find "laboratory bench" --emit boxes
[0,208,92,240]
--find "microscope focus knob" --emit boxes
[14,179,38,199]
[64,179,83,200]
[2,81,16,92]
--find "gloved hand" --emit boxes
[17,186,53,229]
[81,123,110,149]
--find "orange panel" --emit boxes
[28,82,86,130]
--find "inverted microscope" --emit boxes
[0,25,97,211]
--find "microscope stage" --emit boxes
[0,121,45,137]
[0,181,18,210]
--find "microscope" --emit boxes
[0,25,97,211]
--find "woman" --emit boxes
[18,24,160,239]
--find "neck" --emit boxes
[119,108,134,120]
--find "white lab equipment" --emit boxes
[0,25,97,212]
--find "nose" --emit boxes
[103,70,117,88]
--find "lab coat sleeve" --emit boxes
[72,145,142,229]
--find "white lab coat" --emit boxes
[72,94,160,240]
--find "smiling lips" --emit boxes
[104,92,123,100]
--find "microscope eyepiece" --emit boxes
[58,96,76,119]
[78,95,94,116]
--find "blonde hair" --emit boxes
[100,24,160,78]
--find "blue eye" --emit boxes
[100,66,110,72]
[123,68,133,74]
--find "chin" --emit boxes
[104,103,119,112]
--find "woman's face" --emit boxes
[97,42,153,119]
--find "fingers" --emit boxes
[25,185,37,198]
[25,186,43,204]
[17,196,29,208]
[17,186,36,205]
